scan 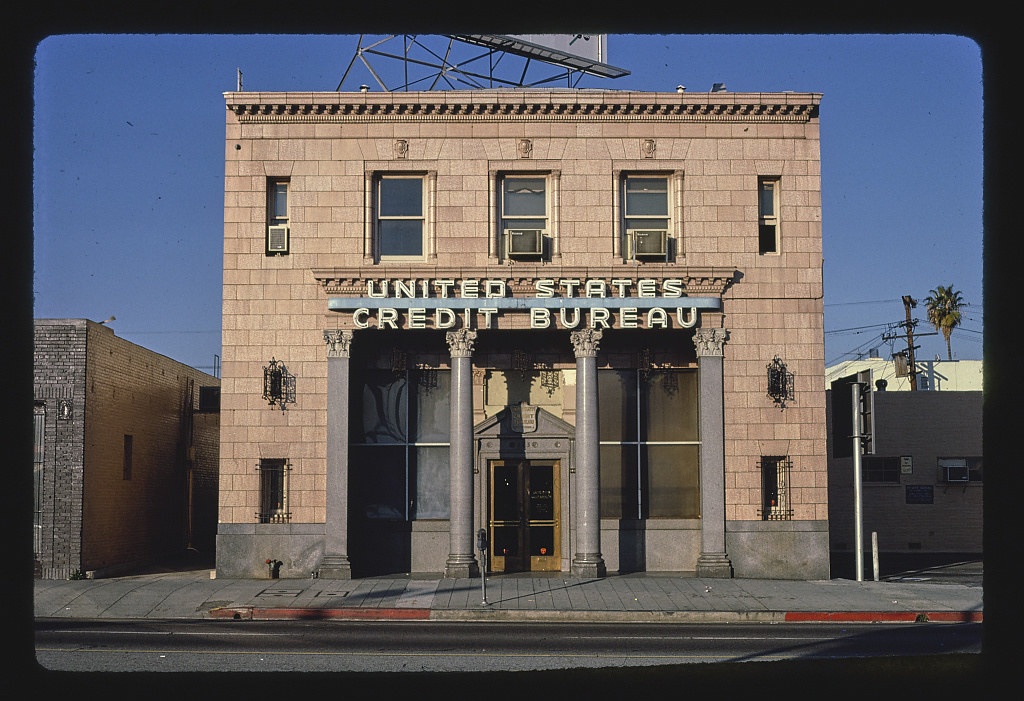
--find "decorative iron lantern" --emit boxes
[263,358,295,410]
[766,355,794,407]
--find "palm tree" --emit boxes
[923,285,964,360]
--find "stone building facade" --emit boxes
[216,88,828,580]
[33,319,220,579]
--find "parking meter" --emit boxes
[477,528,489,605]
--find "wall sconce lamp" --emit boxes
[391,349,407,374]
[417,363,439,391]
[637,348,652,380]
[512,349,531,378]
[540,369,560,395]
[766,355,795,407]
[263,358,296,410]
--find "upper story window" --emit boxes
[377,175,425,259]
[758,177,780,254]
[266,178,289,255]
[501,175,547,259]
[623,175,670,261]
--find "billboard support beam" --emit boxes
[337,34,629,92]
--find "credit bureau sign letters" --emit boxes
[327,277,721,330]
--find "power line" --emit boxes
[824,298,900,308]
[826,331,888,367]
[825,322,896,335]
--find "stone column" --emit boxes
[570,328,606,578]
[444,328,479,578]
[318,330,353,579]
[693,327,733,578]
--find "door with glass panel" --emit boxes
[489,460,560,573]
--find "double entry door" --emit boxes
[488,459,560,573]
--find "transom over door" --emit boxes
[488,460,560,573]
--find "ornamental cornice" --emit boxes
[225,91,820,124]
[311,266,736,296]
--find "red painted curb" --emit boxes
[784,611,983,623]
[253,607,431,620]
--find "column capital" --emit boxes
[323,329,353,358]
[570,328,603,357]
[446,328,477,357]
[693,328,728,357]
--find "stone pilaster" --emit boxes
[693,327,733,578]
[318,330,353,579]
[444,328,479,578]
[570,328,606,578]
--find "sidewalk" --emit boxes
[33,562,983,624]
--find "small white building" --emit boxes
[825,357,982,393]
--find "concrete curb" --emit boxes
[784,611,983,623]
[209,607,432,621]
[207,606,981,624]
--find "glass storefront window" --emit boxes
[355,371,408,444]
[643,370,698,441]
[645,445,700,518]
[414,446,450,519]
[600,369,699,519]
[351,369,451,520]
[600,444,639,519]
[599,370,638,442]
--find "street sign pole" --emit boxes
[851,382,864,582]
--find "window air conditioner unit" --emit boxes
[629,229,668,259]
[267,225,290,254]
[943,463,970,483]
[506,228,544,257]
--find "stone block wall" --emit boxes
[220,90,827,534]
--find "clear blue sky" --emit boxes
[32,33,984,374]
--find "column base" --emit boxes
[571,553,607,578]
[444,555,480,579]
[696,553,734,578]
[317,554,352,580]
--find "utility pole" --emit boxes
[883,295,921,391]
[902,295,918,391]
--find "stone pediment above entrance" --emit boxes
[475,404,575,439]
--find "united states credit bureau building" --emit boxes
[215,44,828,580]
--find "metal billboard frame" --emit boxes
[337,34,629,91]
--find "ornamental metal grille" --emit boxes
[256,458,291,523]
[759,455,793,521]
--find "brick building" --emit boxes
[216,86,828,580]
[33,319,220,579]
[827,382,983,577]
